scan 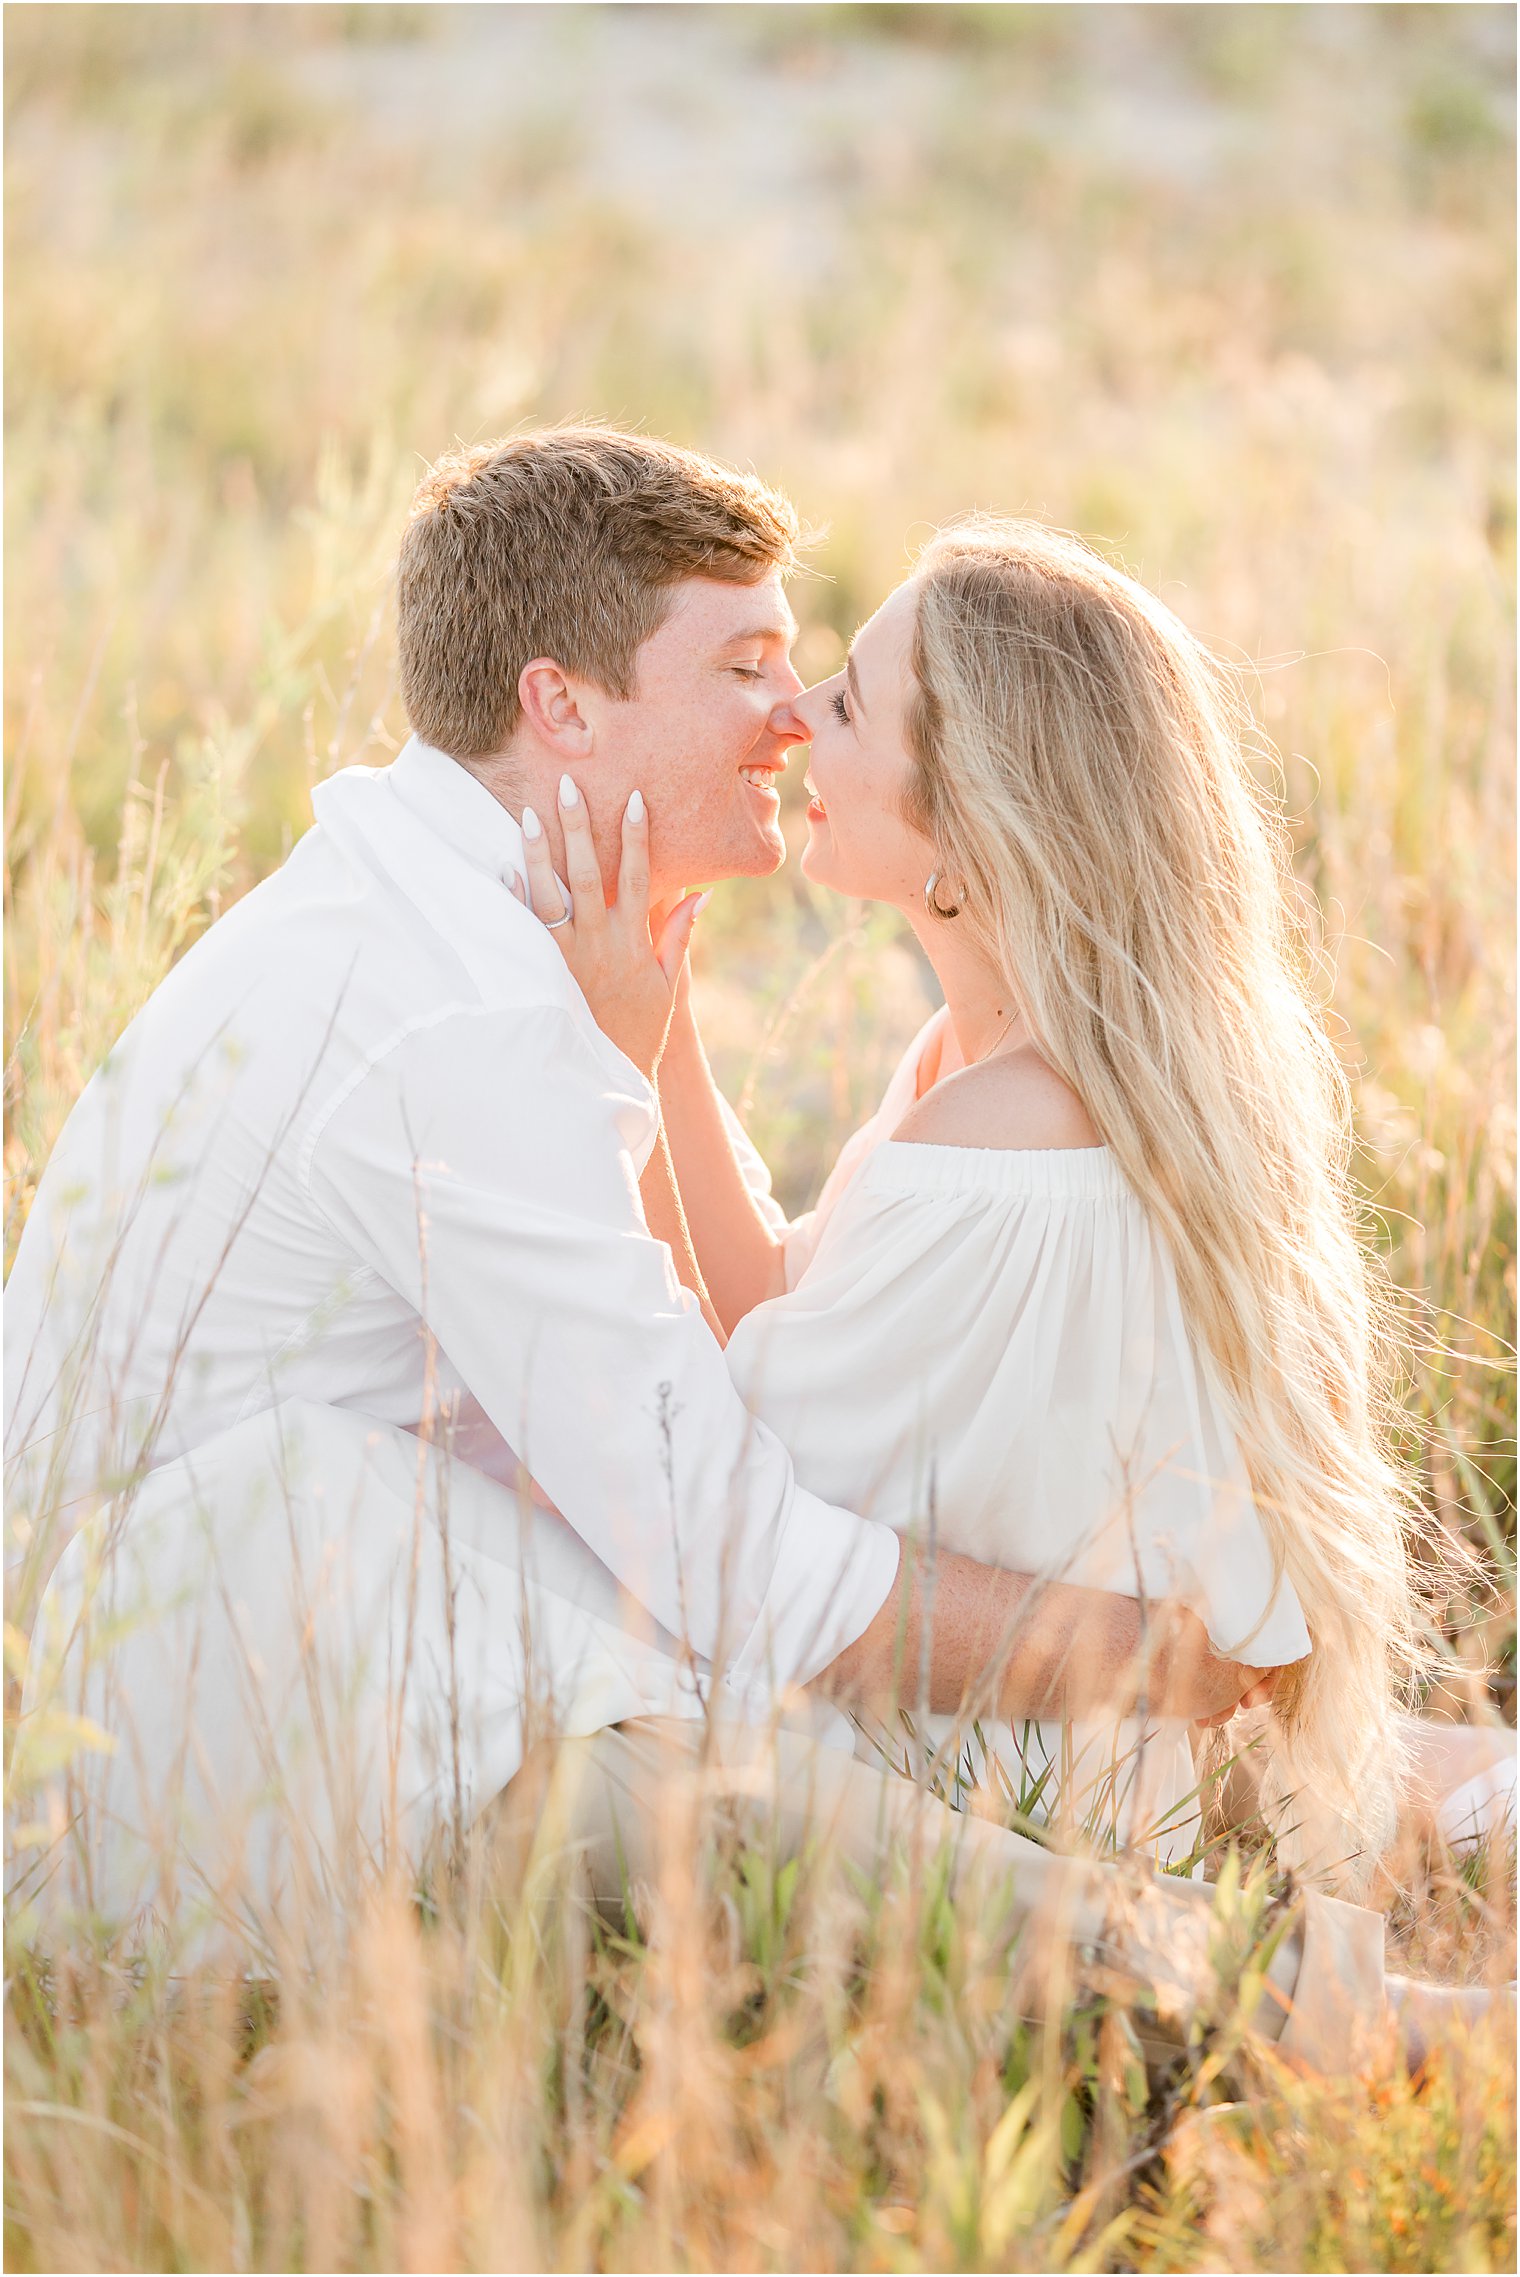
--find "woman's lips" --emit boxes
[806,797,827,821]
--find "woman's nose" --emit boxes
[769,694,811,745]
[780,676,826,735]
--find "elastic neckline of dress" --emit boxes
[868,1141,1126,1200]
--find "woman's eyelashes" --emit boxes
[829,687,850,725]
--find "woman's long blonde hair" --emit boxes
[904,518,1437,1891]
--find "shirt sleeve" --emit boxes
[304,1004,901,1693]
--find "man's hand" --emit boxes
[1141,1601,1282,1725]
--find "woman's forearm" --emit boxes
[638,1118,728,1345]
[654,995,788,1332]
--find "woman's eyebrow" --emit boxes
[846,650,867,717]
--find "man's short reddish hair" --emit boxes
[397,425,800,759]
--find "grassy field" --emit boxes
[4,5,1516,2269]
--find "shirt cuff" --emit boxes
[726,1492,903,1696]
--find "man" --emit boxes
[6,427,1386,2065]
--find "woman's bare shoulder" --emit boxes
[891,1044,1101,1152]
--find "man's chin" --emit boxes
[696,828,787,885]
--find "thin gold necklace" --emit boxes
[965,1008,1022,1069]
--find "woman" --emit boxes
[521,517,1511,1894]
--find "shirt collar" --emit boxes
[310,734,656,1111]
[388,734,529,892]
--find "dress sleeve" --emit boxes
[781,1119,883,1291]
[721,1104,828,1294]
[712,1089,790,1239]
[780,1007,949,1293]
[304,1004,902,1694]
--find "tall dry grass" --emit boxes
[4,6,1515,2268]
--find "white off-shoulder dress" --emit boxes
[725,1007,1314,1869]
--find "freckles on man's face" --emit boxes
[607,572,807,890]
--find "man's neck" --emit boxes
[454,747,676,910]
[453,749,522,815]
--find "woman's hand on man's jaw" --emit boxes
[515,778,705,1080]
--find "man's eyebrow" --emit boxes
[719,618,798,647]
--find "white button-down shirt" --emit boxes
[4,738,902,1694]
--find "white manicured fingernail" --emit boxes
[694,890,713,915]
[521,805,542,841]
[559,773,579,809]
[626,788,645,823]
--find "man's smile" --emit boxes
[739,751,788,812]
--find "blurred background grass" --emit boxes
[2,9,1515,2264]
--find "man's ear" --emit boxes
[518,658,595,755]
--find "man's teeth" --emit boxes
[740,767,774,789]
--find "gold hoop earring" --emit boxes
[923,870,963,920]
